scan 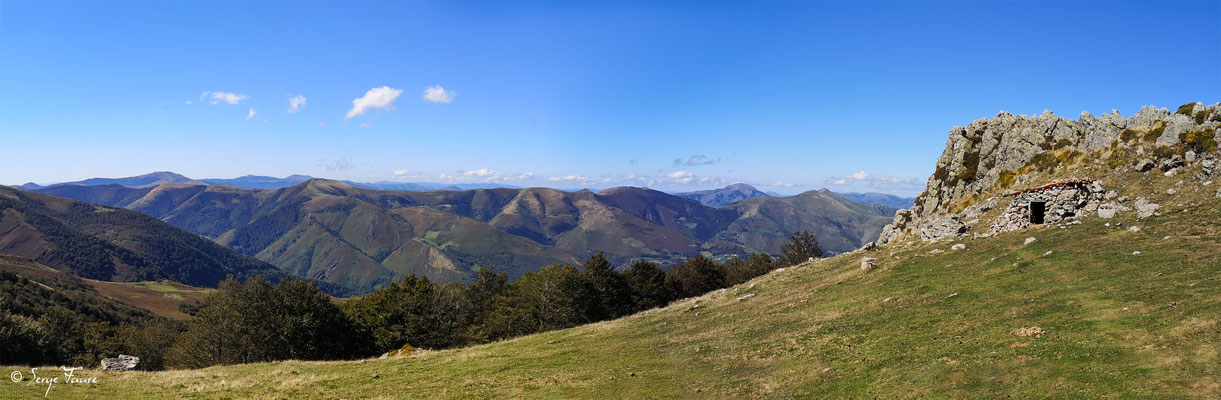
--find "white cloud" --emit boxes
[345,86,403,120]
[825,171,919,190]
[287,95,307,113]
[393,170,411,177]
[246,108,256,120]
[200,91,248,105]
[463,168,495,178]
[548,175,589,182]
[360,123,373,128]
[770,181,796,187]
[328,158,353,172]
[664,170,695,184]
[422,85,454,104]
[415,168,537,182]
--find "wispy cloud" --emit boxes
[672,154,720,167]
[825,171,919,190]
[328,158,353,172]
[345,86,403,120]
[359,123,373,128]
[412,168,536,182]
[548,175,589,182]
[200,91,248,105]
[246,108,256,120]
[422,85,454,104]
[287,95,307,113]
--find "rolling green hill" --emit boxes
[0,186,281,288]
[34,180,895,293]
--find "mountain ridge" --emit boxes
[29,179,896,293]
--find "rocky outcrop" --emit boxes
[879,102,1221,244]
[101,354,139,371]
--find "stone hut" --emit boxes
[989,180,1106,234]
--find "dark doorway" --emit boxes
[1029,201,1046,224]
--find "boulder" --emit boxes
[1134,197,1161,218]
[950,243,966,251]
[1097,203,1117,218]
[860,257,876,271]
[1160,155,1185,173]
[101,354,139,371]
[1134,159,1155,172]
[1024,237,1037,245]
[919,217,968,241]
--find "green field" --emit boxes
[6,186,1218,398]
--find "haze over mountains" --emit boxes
[14,172,907,294]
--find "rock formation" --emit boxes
[880,102,1220,244]
[101,354,139,371]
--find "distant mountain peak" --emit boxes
[676,183,770,207]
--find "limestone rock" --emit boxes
[1134,197,1161,218]
[101,354,139,371]
[1099,202,1121,218]
[860,257,876,271]
[1134,159,1155,172]
[1161,155,1185,173]
[950,243,966,251]
[919,216,968,242]
[891,103,1218,245]
[1024,237,1037,245]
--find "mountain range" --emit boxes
[24,178,898,294]
[16,173,517,192]
[17,173,914,209]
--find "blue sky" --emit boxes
[1,0,1218,196]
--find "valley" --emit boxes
[28,180,897,294]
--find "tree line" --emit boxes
[1,231,822,369]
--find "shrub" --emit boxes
[1151,146,1176,160]
[1195,110,1209,124]
[1144,121,1167,142]
[1182,128,1218,154]
[1120,129,1140,142]
[994,170,1017,189]
[1030,153,1057,172]
[1053,138,1074,150]
[1175,102,1196,116]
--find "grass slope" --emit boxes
[89,281,212,320]
[9,183,1219,398]
[0,255,211,320]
